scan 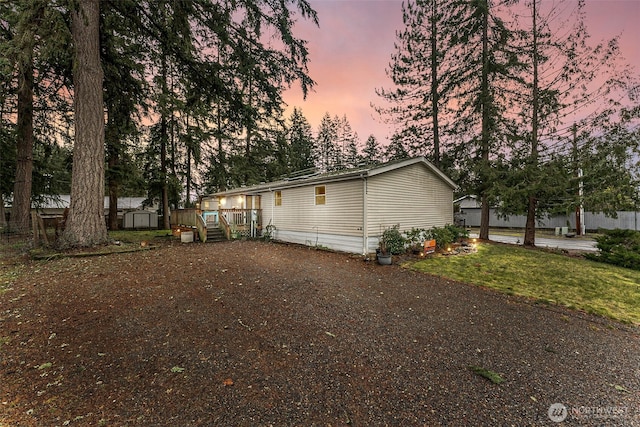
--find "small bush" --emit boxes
[263,223,276,241]
[425,224,469,249]
[381,225,406,255]
[381,224,469,254]
[585,229,640,270]
[404,227,427,251]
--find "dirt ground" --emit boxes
[1,239,639,426]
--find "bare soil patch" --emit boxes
[1,240,639,426]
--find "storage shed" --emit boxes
[123,211,158,229]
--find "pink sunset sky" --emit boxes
[283,0,640,146]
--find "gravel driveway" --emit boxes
[1,240,638,426]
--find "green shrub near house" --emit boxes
[381,225,406,255]
[403,224,469,251]
[425,224,469,249]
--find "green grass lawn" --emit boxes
[408,243,640,325]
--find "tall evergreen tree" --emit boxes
[266,125,291,180]
[8,1,39,234]
[335,114,359,169]
[363,134,382,165]
[181,95,209,207]
[1,1,72,233]
[495,0,639,245]
[344,134,361,168]
[287,107,316,172]
[447,0,522,240]
[120,0,317,199]
[0,117,14,228]
[3,0,318,239]
[61,0,107,247]
[102,0,146,229]
[0,6,13,224]
[573,108,640,215]
[315,112,338,172]
[375,0,459,166]
[384,134,409,162]
[143,0,193,228]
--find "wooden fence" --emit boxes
[170,209,207,242]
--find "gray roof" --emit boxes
[454,195,478,204]
[210,157,457,197]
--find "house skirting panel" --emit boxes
[273,229,366,254]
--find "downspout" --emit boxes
[270,188,276,239]
[270,188,274,228]
[362,175,368,256]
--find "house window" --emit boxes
[274,191,282,206]
[315,186,326,205]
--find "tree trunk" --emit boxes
[185,115,192,207]
[0,193,7,228]
[10,54,34,234]
[523,196,537,246]
[106,109,120,231]
[524,0,539,247]
[108,185,118,230]
[62,0,108,247]
[107,153,119,231]
[430,0,440,167]
[479,194,490,241]
[161,111,170,229]
[478,1,490,241]
[159,38,171,230]
[217,106,226,191]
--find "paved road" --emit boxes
[469,232,598,252]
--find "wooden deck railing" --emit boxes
[219,213,231,240]
[219,209,262,238]
[171,208,262,240]
[196,213,207,243]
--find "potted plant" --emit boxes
[377,225,405,265]
[377,238,392,265]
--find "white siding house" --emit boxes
[202,157,456,254]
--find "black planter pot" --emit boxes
[377,253,392,265]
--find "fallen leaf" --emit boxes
[610,384,631,393]
[468,365,504,384]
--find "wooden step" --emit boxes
[206,227,226,242]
